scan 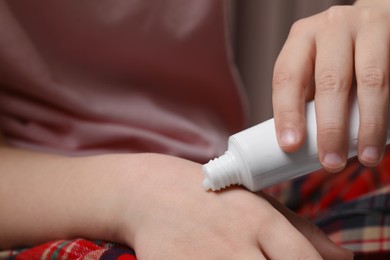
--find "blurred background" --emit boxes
[233,0,354,124]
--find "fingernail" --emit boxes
[323,152,344,169]
[361,146,379,163]
[279,129,298,146]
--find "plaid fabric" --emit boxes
[2,149,390,259]
[0,239,136,260]
[265,148,390,259]
[316,186,390,259]
[265,148,390,217]
[292,152,390,219]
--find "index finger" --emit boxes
[260,192,354,259]
[272,18,315,152]
[257,204,323,259]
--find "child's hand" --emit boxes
[114,154,352,259]
[272,3,390,172]
[0,150,352,259]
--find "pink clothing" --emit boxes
[0,0,248,162]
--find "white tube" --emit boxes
[203,99,390,192]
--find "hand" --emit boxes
[0,150,352,259]
[272,3,390,172]
[114,154,353,259]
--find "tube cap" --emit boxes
[202,152,240,191]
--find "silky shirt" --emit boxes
[0,0,248,163]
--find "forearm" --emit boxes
[0,144,354,259]
[0,147,138,249]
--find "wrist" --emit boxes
[71,154,143,246]
[78,153,180,247]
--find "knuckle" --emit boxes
[358,67,386,91]
[274,107,303,127]
[289,18,309,37]
[359,8,388,24]
[324,6,352,25]
[318,121,344,137]
[257,216,275,240]
[316,70,347,95]
[272,72,291,92]
[321,6,388,28]
[360,121,381,135]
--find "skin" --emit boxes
[273,0,390,172]
[0,140,353,259]
[3,1,379,258]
